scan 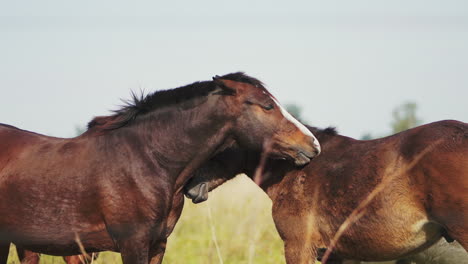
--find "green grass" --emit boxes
[6,175,287,264]
[164,175,285,264]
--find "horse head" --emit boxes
[213,72,320,166]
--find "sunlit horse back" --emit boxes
[0,72,320,264]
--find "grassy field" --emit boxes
[7,175,286,264]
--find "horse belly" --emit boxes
[9,225,116,255]
[0,188,115,253]
[336,217,444,261]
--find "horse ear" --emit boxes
[212,76,236,95]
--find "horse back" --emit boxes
[398,120,468,161]
[0,124,47,167]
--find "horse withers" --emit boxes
[185,120,468,264]
[0,72,320,264]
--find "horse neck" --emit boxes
[98,97,235,188]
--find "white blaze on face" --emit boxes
[272,97,321,153]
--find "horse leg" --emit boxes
[274,209,318,264]
[148,240,167,264]
[18,249,39,264]
[147,194,183,264]
[118,235,150,264]
[16,247,39,264]
[283,239,316,264]
[0,243,9,264]
[64,255,87,264]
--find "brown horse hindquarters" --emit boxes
[393,120,468,250]
[416,141,468,249]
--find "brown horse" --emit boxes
[185,120,468,264]
[0,72,320,264]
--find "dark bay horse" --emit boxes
[185,120,468,264]
[0,72,321,264]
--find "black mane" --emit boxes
[87,72,262,131]
[306,126,338,139]
[219,72,264,87]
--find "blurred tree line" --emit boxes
[390,102,421,134]
[362,101,422,139]
[75,125,86,136]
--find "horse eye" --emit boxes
[263,104,274,111]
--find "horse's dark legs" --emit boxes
[0,243,9,264]
[20,253,39,264]
[64,255,90,264]
[119,235,150,264]
[148,240,167,264]
[147,194,182,264]
[16,248,39,264]
[64,255,82,264]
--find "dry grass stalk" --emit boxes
[74,233,91,263]
[207,202,224,264]
[321,140,442,264]
[90,253,95,264]
[253,139,273,186]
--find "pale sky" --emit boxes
[1,0,467,138]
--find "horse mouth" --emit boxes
[268,149,316,166]
[184,182,209,204]
[295,151,312,166]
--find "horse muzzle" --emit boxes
[184,182,209,204]
[294,148,319,166]
[292,137,321,166]
[288,133,321,166]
